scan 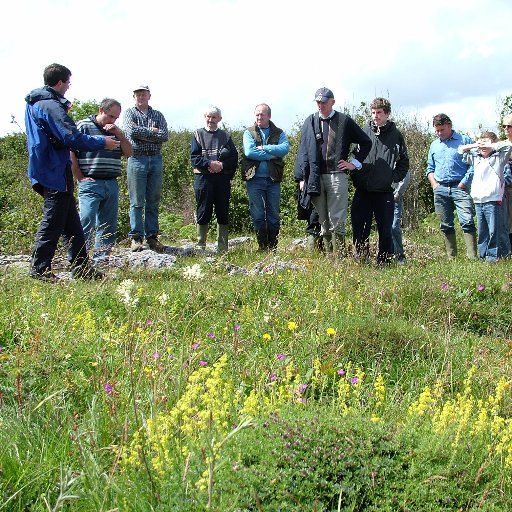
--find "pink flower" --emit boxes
[199,360,208,366]
[351,377,359,385]
[477,284,485,292]
[152,352,160,359]
[277,353,286,361]
[146,319,154,325]
[192,343,199,349]
[441,282,449,291]
[234,324,241,331]
[270,373,277,381]
[337,368,346,376]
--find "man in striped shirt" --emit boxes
[123,85,169,252]
[71,98,133,259]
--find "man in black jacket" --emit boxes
[350,97,409,264]
[295,87,372,253]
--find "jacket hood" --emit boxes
[25,86,71,110]
[369,120,396,134]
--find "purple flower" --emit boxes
[234,324,241,331]
[104,383,113,394]
[298,383,308,394]
[351,377,359,385]
[337,368,346,376]
[441,282,449,291]
[146,319,154,325]
[270,373,277,382]
[192,343,199,349]
[207,332,215,339]
[277,353,286,361]
[477,284,485,292]
[199,360,208,366]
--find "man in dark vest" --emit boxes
[295,87,372,253]
[241,103,290,251]
[190,105,238,253]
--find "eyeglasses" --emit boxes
[503,125,512,129]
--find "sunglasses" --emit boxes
[503,125,512,129]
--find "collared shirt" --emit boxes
[123,106,168,154]
[426,130,473,185]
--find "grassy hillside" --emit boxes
[1,233,512,510]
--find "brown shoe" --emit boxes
[146,236,165,253]
[131,236,144,252]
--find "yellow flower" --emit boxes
[263,333,271,342]
[326,327,336,337]
[287,321,297,331]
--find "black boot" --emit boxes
[268,229,279,251]
[256,229,268,251]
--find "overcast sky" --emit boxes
[2,0,511,139]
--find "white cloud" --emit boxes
[2,0,512,139]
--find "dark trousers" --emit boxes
[351,189,394,262]
[31,166,88,273]
[194,173,231,225]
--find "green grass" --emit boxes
[1,230,512,511]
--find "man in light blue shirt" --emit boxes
[426,113,477,258]
[241,104,290,251]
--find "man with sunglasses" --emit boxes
[426,113,476,259]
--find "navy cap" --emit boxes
[314,87,334,102]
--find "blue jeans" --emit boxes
[433,184,476,234]
[498,190,511,257]
[127,155,163,239]
[392,196,405,259]
[78,178,119,257]
[246,177,280,231]
[475,201,500,261]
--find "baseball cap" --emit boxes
[314,87,334,102]
[133,85,150,92]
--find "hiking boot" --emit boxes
[146,235,165,253]
[29,268,60,283]
[72,265,105,281]
[131,236,144,252]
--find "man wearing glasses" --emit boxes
[426,113,477,259]
[25,63,120,282]
[501,114,512,250]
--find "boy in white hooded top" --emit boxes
[459,132,512,261]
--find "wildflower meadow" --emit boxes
[1,226,512,511]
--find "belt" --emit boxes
[133,150,161,156]
[437,181,460,186]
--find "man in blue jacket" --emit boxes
[25,63,120,282]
